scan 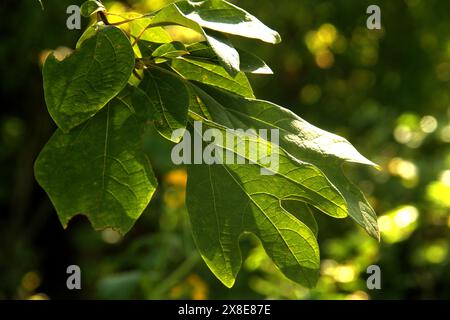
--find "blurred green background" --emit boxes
[1,0,449,299]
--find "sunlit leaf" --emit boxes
[43,25,135,132]
[170,57,254,98]
[175,0,281,44]
[34,86,157,234]
[152,41,189,59]
[129,16,172,44]
[149,0,277,75]
[194,84,380,239]
[187,42,273,74]
[186,117,347,287]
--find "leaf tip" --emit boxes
[273,32,282,44]
[221,277,236,289]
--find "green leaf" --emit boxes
[152,41,189,59]
[238,48,273,74]
[129,16,172,44]
[186,42,216,58]
[150,2,242,75]
[76,23,98,49]
[175,0,281,44]
[203,29,240,75]
[195,84,380,239]
[282,200,318,237]
[139,66,190,143]
[34,86,158,235]
[187,84,213,120]
[43,25,135,132]
[170,57,254,98]
[186,119,347,287]
[187,42,273,74]
[80,0,106,17]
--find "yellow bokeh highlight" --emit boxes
[304,23,339,69]
[378,205,419,243]
[164,169,187,188]
[345,290,369,300]
[169,274,208,300]
[21,271,41,292]
[305,24,337,53]
[169,285,183,299]
[427,179,450,208]
[393,125,413,144]
[317,24,337,44]
[321,260,356,283]
[334,265,356,283]
[440,170,450,186]
[163,170,187,209]
[187,274,208,300]
[315,49,334,69]
[420,115,438,133]
[101,228,122,244]
[393,113,427,148]
[28,293,49,300]
[424,243,448,264]
[439,125,450,142]
[387,157,418,187]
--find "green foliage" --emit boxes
[34,0,378,288]
[35,85,158,234]
[139,67,189,142]
[80,0,106,17]
[196,84,380,239]
[43,25,134,132]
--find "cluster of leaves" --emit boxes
[34,0,379,288]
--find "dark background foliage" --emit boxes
[0,0,449,299]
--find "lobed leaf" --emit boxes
[34,86,158,234]
[186,117,347,287]
[194,84,380,239]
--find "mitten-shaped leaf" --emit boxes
[35,86,157,234]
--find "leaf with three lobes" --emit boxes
[43,25,135,132]
[34,86,157,235]
[194,84,380,239]
[185,116,347,288]
[282,200,318,237]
